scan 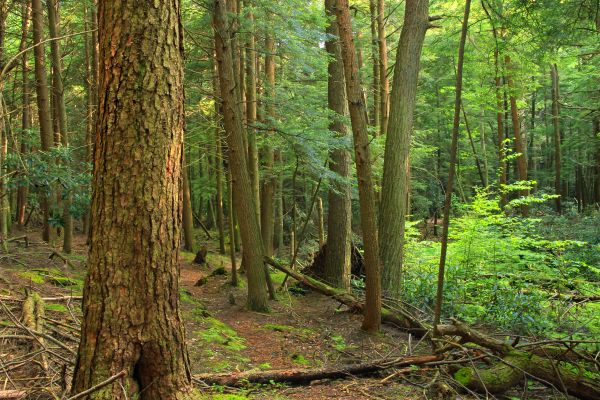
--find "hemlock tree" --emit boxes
[72,1,197,398]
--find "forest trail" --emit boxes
[0,232,433,399]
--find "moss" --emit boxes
[180,288,202,306]
[48,276,81,287]
[19,271,45,284]
[263,324,294,332]
[197,317,246,351]
[46,303,68,312]
[258,362,272,370]
[454,367,473,386]
[291,354,310,366]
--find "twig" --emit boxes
[67,370,127,400]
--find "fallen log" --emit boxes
[437,320,600,400]
[264,256,428,335]
[49,251,78,269]
[0,390,26,400]
[194,354,440,386]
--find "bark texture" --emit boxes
[72,1,196,399]
[379,0,429,299]
[324,0,352,290]
[335,0,381,332]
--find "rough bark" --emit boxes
[324,0,352,290]
[31,0,53,242]
[335,0,382,333]
[182,154,195,252]
[0,0,8,239]
[433,0,471,331]
[379,0,429,299]
[213,0,269,311]
[71,1,197,399]
[550,63,562,213]
[214,75,226,254]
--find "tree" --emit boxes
[323,0,352,290]
[550,63,561,214]
[376,0,389,136]
[433,0,472,332]
[335,0,381,332]
[31,0,53,242]
[71,1,197,398]
[378,0,430,299]
[213,0,269,311]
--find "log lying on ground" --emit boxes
[22,292,49,371]
[0,390,26,400]
[264,256,428,335]
[437,320,600,400]
[195,354,440,386]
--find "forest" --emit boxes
[0,0,599,399]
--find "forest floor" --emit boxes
[0,228,569,399]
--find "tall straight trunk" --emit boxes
[377,0,389,136]
[214,76,226,254]
[594,118,600,206]
[550,63,562,214]
[260,32,276,257]
[274,152,284,255]
[213,0,269,311]
[0,0,7,239]
[369,0,380,128]
[505,55,529,216]
[379,0,429,298]
[182,154,195,252]
[47,0,72,253]
[433,0,471,332]
[31,0,53,242]
[245,2,260,228]
[324,0,352,290]
[72,1,196,398]
[227,169,238,285]
[335,0,381,332]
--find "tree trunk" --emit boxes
[71,1,196,398]
[379,0,429,299]
[46,0,72,253]
[0,0,8,239]
[213,0,269,311]
[214,78,226,254]
[182,154,195,252]
[324,0,352,290]
[274,152,284,255]
[505,55,529,216]
[31,0,54,242]
[550,63,561,213]
[15,0,31,228]
[368,0,379,128]
[260,31,276,257]
[433,0,471,332]
[335,0,381,333]
[377,0,389,136]
[594,118,600,206]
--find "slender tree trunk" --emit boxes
[550,63,562,214]
[214,77,226,254]
[46,0,73,253]
[260,32,276,257]
[16,0,31,228]
[274,153,284,256]
[31,0,54,242]
[369,0,380,128]
[227,169,238,286]
[182,154,195,252]
[0,0,9,239]
[377,0,389,136]
[72,1,196,398]
[245,3,261,228]
[316,197,325,248]
[379,0,429,299]
[324,0,352,290]
[433,0,471,333]
[594,118,600,206]
[505,55,529,216]
[213,0,269,311]
[335,0,381,332]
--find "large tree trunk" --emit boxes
[31,0,54,242]
[15,0,31,228]
[335,0,381,333]
[433,0,471,331]
[213,0,269,311]
[505,55,529,216]
[550,63,562,213]
[378,0,429,299]
[71,1,196,398]
[46,0,73,253]
[376,0,389,136]
[324,0,352,290]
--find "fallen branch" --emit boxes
[67,370,127,400]
[49,251,78,269]
[0,235,29,247]
[0,390,26,400]
[195,354,440,386]
[264,256,428,335]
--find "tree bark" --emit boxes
[379,0,429,299]
[71,1,196,398]
[433,0,471,332]
[377,0,389,136]
[0,0,8,239]
[31,0,54,242]
[334,0,381,332]
[550,63,561,213]
[324,0,352,290]
[213,0,269,311]
[368,0,379,128]
[182,154,195,252]
[214,71,226,254]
